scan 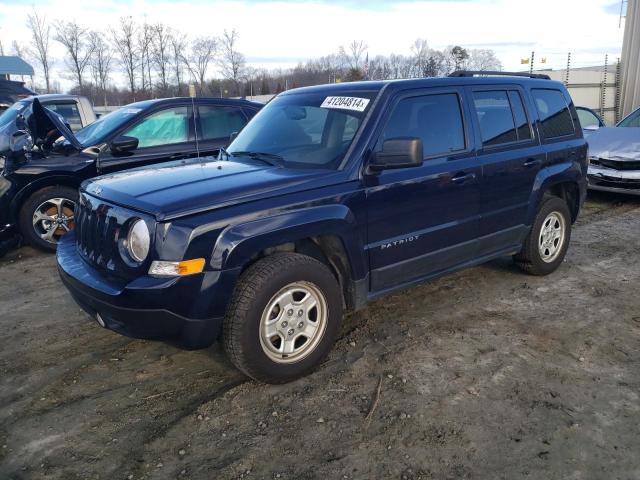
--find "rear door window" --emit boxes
[197,106,247,141]
[473,91,517,146]
[532,89,575,138]
[378,93,466,158]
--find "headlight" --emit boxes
[126,219,150,262]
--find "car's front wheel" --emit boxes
[514,196,572,275]
[223,253,343,383]
[19,186,78,252]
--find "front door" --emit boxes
[365,88,481,293]
[99,105,196,174]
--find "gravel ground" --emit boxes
[0,191,639,480]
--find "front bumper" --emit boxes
[587,165,640,196]
[57,232,237,349]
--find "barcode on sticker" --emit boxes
[321,96,370,112]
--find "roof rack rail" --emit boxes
[449,70,551,80]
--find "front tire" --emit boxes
[514,196,572,275]
[223,253,343,384]
[19,186,78,252]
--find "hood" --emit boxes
[0,98,82,162]
[588,127,640,161]
[82,158,337,221]
[30,98,82,150]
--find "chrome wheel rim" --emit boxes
[539,211,565,263]
[259,281,328,364]
[32,197,76,244]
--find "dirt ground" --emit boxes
[1,191,639,480]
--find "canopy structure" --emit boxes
[621,0,640,117]
[0,56,34,77]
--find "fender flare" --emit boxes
[9,175,82,222]
[210,204,367,280]
[527,161,583,225]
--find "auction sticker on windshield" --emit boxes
[321,96,370,112]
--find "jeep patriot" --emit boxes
[57,72,588,383]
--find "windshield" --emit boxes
[0,101,30,130]
[228,90,377,170]
[74,106,145,147]
[617,108,640,128]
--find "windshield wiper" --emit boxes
[230,150,283,167]
[218,146,231,160]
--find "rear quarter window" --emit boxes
[532,89,575,139]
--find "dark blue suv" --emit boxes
[57,72,588,383]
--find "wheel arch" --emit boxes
[10,175,81,224]
[529,163,584,225]
[211,205,368,311]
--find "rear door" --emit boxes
[365,87,481,293]
[196,104,249,156]
[469,86,542,255]
[99,104,197,173]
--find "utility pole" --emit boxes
[565,53,571,86]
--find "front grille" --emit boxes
[591,158,640,171]
[75,194,123,272]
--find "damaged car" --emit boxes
[0,97,261,253]
[587,127,640,195]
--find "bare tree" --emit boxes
[54,20,95,90]
[151,23,172,94]
[26,11,52,93]
[111,17,138,99]
[187,36,217,94]
[89,32,113,107]
[340,40,367,70]
[466,49,502,71]
[138,22,153,95]
[11,41,27,59]
[170,33,187,95]
[217,29,245,96]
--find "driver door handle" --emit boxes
[450,172,476,185]
[523,158,542,168]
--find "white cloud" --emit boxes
[0,0,625,90]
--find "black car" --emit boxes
[0,79,36,111]
[0,96,262,253]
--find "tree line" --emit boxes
[9,12,501,106]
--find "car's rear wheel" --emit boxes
[223,253,343,383]
[19,186,78,252]
[514,196,572,275]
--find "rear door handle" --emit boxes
[450,172,476,185]
[523,158,542,168]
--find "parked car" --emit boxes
[57,72,587,383]
[0,96,262,253]
[576,106,605,136]
[587,127,640,195]
[0,94,97,132]
[0,78,35,111]
[616,105,640,127]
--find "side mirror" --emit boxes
[110,135,139,154]
[369,137,423,172]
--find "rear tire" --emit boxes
[19,186,78,252]
[223,253,343,384]
[514,196,572,276]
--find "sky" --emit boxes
[0,0,628,90]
